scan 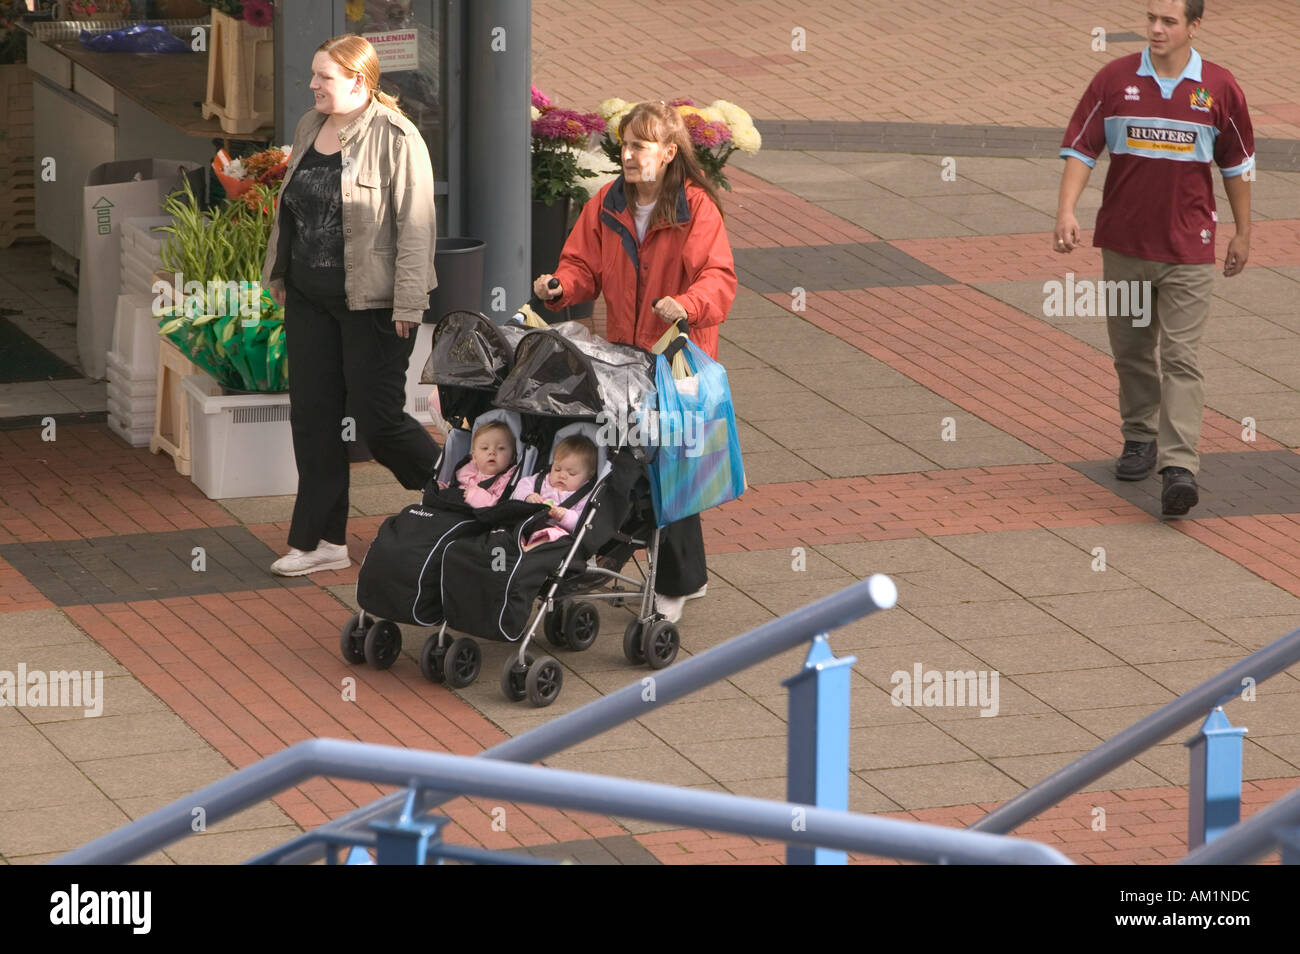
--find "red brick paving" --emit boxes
[634,778,1299,864]
[0,555,53,612]
[703,464,1149,553]
[786,285,1282,461]
[0,426,231,545]
[1176,514,1300,598]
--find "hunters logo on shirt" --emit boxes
[1125,125,1197,154]
[1190,87,1213,111]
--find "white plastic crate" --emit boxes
[181,371,297,499]
[120,242,162,296]
[110,295,162,380]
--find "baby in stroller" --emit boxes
[438,420,518,507]
[511,434,597,550]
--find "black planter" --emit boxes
[425,237,487,322]
[531,197,594,321]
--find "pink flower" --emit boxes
[668,97,696,107]
[689,120,732,149]
[532,107,605,146]
[531,85,553,111]
[242,0,274,27]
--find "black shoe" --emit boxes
[1161,467,1199,517]
[1115,440,1157,481]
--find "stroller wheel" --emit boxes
[340,615,366,665]
[622,619,646,664]
[526,655,564,707]
[445,637,482,689]
[563,601,600,652]
[364,620,403,670]
[418,634,447,684]
[543,604,569,649]
[643,620,679,670]
[499,652,532,702]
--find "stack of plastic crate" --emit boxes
[106,217,172,446]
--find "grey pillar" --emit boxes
[274,0,348,145]
[463,0,530,315]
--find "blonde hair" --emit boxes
[618,102,723,228]
[317,34,404,115]
[553,435,597,478]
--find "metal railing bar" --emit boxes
[250,574,899,865]
[1177,784,1300,865]
[970,627,1300,835]
[56,739,1069,866]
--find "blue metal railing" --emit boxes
[969,625,1300,861]
[54,739,1071,865]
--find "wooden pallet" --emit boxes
[0,64,38,248]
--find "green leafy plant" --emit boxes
[155,178,288,392]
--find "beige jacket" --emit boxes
[262,97,438,324]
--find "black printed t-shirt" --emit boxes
[283,144,346,299]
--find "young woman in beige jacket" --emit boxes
[261,34,439,576]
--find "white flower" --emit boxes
[709,99,754,133]
[597,97,631,120]
[699,106,726,125]
[531,105,542,121]
[224,159,246,179]
[605,104,634,142]
[731,123,762,154]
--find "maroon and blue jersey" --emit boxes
[1061,48,1254,265]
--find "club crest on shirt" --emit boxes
[1190,87,1213,112]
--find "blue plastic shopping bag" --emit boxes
[649,335,746,526]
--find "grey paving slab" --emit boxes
[1069,450,1300,519]
[733,242,957,294]
[0,527,309,605]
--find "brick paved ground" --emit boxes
[3,1,1300,865]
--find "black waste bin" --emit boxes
[425,237,486,321]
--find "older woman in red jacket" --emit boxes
[534,101,738,623]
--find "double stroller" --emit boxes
[339,310,681,707]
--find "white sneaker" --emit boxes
[271,542,350,576]
[655,593,686,623]
[655,584,707,623]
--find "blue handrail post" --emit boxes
[369,787,448,865]
[784,635,856,865]
[1186,707,1247,848]
[1280,828,1300,865]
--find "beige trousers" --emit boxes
[1102,248,1215,475]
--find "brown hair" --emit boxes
[553,435,597,478]
[472,421,514,461]
[317,34,404,116]
[618,102,723,228]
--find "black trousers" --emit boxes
[655,513,707,597]
[284,282,439,551]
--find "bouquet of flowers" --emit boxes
[598,97,762,191]
[155,176,288,392]
[64,0,132,19]
[531,85,611,207]
[213,145,290,211]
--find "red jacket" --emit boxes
[547,178,737,358]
